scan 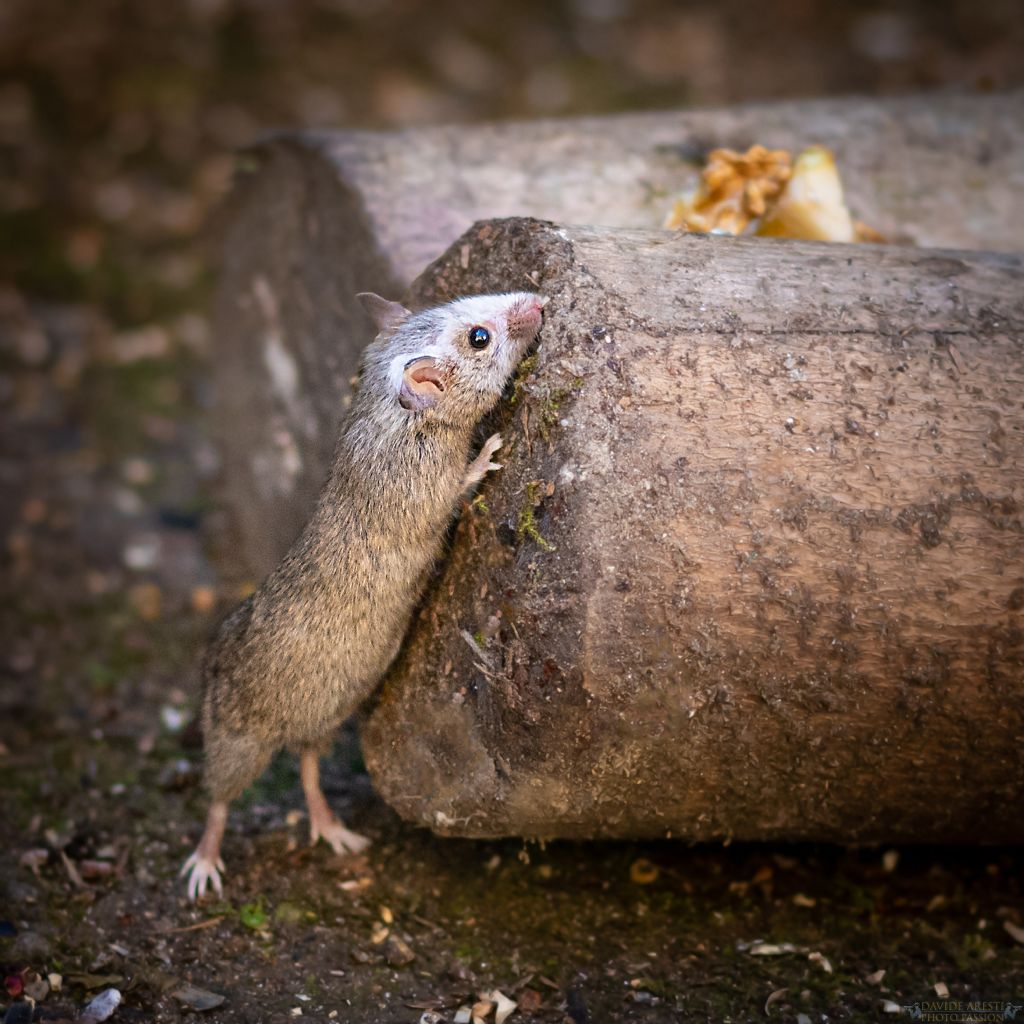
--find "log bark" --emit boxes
[360,218,1024,843]
[211,92,1024,575]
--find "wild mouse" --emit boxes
[182,290,544,899]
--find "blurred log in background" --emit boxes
[3,0,1024,332]
[208,92,1024,574]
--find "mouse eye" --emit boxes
[468,326,491,350]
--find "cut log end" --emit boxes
[362,218,1024,844]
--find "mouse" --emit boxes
[181,290,544,899]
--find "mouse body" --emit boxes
[182,291,544,899]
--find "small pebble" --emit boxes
[191,584,216,613]
[121,456,155,485]
[79,988,122,1024]
[21,497,46,523]
[123,535,161,571]
[128,582,162,620]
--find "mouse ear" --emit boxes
[397,356,447,411]
[357,292,410,334]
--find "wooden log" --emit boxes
[360,217,1024,843]
[211,92,1024,575]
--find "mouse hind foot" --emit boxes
[182,728,271,899]
[181,800,228,900]
[181,849,226,901]
[309,811,372,856]
[300,748,371,856]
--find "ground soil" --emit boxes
[2,1,1024,1021]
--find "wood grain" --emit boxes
[361,219,1024,842]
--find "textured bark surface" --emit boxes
[361,218,1024,843]
[212,92,1024,575]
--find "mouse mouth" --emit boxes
[405,356,446,394]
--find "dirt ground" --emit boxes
[2,1,1024,1021]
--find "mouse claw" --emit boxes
[181,849,225,901]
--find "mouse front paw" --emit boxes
[180,849,226,901]
[478,432,503,464]
[462,433,503,491]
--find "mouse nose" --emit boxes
[509,294,544,341]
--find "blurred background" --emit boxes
[2,0,1023,328]
[3,0,1023,647]
[2,3,1023,1021]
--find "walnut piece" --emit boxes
[666,143,885,244]
[664,144,793,235]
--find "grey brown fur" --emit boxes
[183,290,543,898]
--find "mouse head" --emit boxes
[357,291,544,426]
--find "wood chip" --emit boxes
[488,989,517,1024]
[517,989,542,1013]
[161,915,225,934]
[748,941,801,956]
[808,951,833,974]
[60,851,87,889]
[629,859,659,884]
[471,997,495,1022]
[172,984,226,1011]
